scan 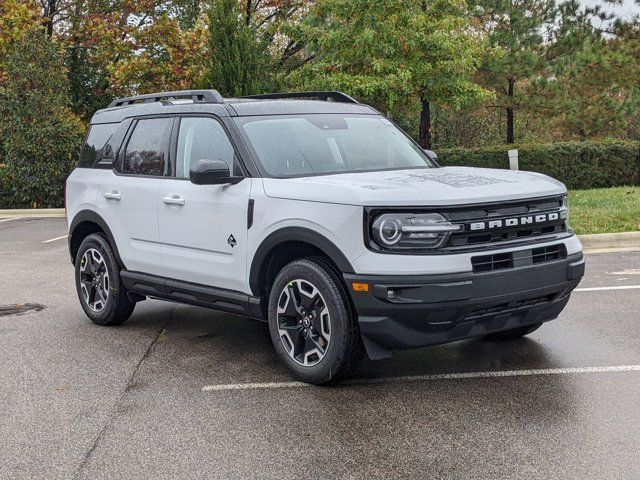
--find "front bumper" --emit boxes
[344,253,585,359]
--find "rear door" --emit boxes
[97,116,174,275]
[157,115,252,292]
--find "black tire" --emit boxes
[74,233,135,326]
[267,257,363,385]
[485,322,542,341]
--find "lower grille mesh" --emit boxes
[471,253,513,273]
[468,294,555,317]
[532,244,566,264]
[471,243,567,273]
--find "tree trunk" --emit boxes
[42,0,57,36]
[506,79,515,144]
[245,0,252,26]
[419,98,432,149]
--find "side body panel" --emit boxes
[157,178,253,292]
[66,168,108,231]
[247,180,363,295]
[96,172,164,275]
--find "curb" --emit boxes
[0,208,65,218]
[578,232,640,252]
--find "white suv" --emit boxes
[66,89,585,384]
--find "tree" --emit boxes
[286,0,488,148]
[109,12,209,96]
[473,0,583,143]
[0,33,84,208]
[540,34,639,138]
[50,0,211,117]
[0,0,40,81]
[207,0,270,96]
[0,0,42,192]
[523,3,640,139]
[243,0,312,69]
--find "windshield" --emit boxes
[234,114,436,177]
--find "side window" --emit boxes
[79,123,118,168]
[175,117,237,178]
[121,118,173,176]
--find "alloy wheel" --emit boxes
[276,279,331,366]
[79,248,110,312]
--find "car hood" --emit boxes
[261,167,567,206]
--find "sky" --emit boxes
[580,0,639,22]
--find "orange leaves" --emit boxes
[107,12,209,95]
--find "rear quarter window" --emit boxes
[79,123,119,168]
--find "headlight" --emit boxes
[371,213,462,251]
[561,195,569,221]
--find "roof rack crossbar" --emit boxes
[108,89,224,108]
[242,91,359,104]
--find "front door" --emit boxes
[158,116,252,293]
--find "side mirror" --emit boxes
[189,159,243,185]
[423,149,438,161]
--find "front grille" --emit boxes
[471,243,567,273]
[532,244,566,264]
[471,253,513,273]
[456,223,565,246]
[443,196,568,250]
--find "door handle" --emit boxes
[162,195,185,206]
[104,191,122,201]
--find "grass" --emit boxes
[568,187,640,235]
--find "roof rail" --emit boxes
[108,89,224,108]
[242,91,359,104]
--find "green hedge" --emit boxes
[437,140,640,190]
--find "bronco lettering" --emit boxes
[467,211,566,231]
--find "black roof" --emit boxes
[92,89,378,124]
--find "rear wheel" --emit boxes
[74,233,135,326]
[486,322,542,340]
[268,258,363,384]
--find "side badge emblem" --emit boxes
[227,234,237,248]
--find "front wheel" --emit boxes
[267,258,363,384]
[74,233,135,326]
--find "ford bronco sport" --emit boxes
[66,89,585,384]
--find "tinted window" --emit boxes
[175,117,236,178]
[121,118,172,176]
[79,123,118,168]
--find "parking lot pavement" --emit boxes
[1,218,639,480]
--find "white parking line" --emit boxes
[0,217,23,223]
[575,285,640,292]
[611,269,640,275]
[41,234,68,243]
[202,365,640,392]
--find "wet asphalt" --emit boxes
[0,217,639,479]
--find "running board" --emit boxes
[120,271,264,320]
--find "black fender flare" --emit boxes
[68,210,124,267]
[249,226,355,295]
